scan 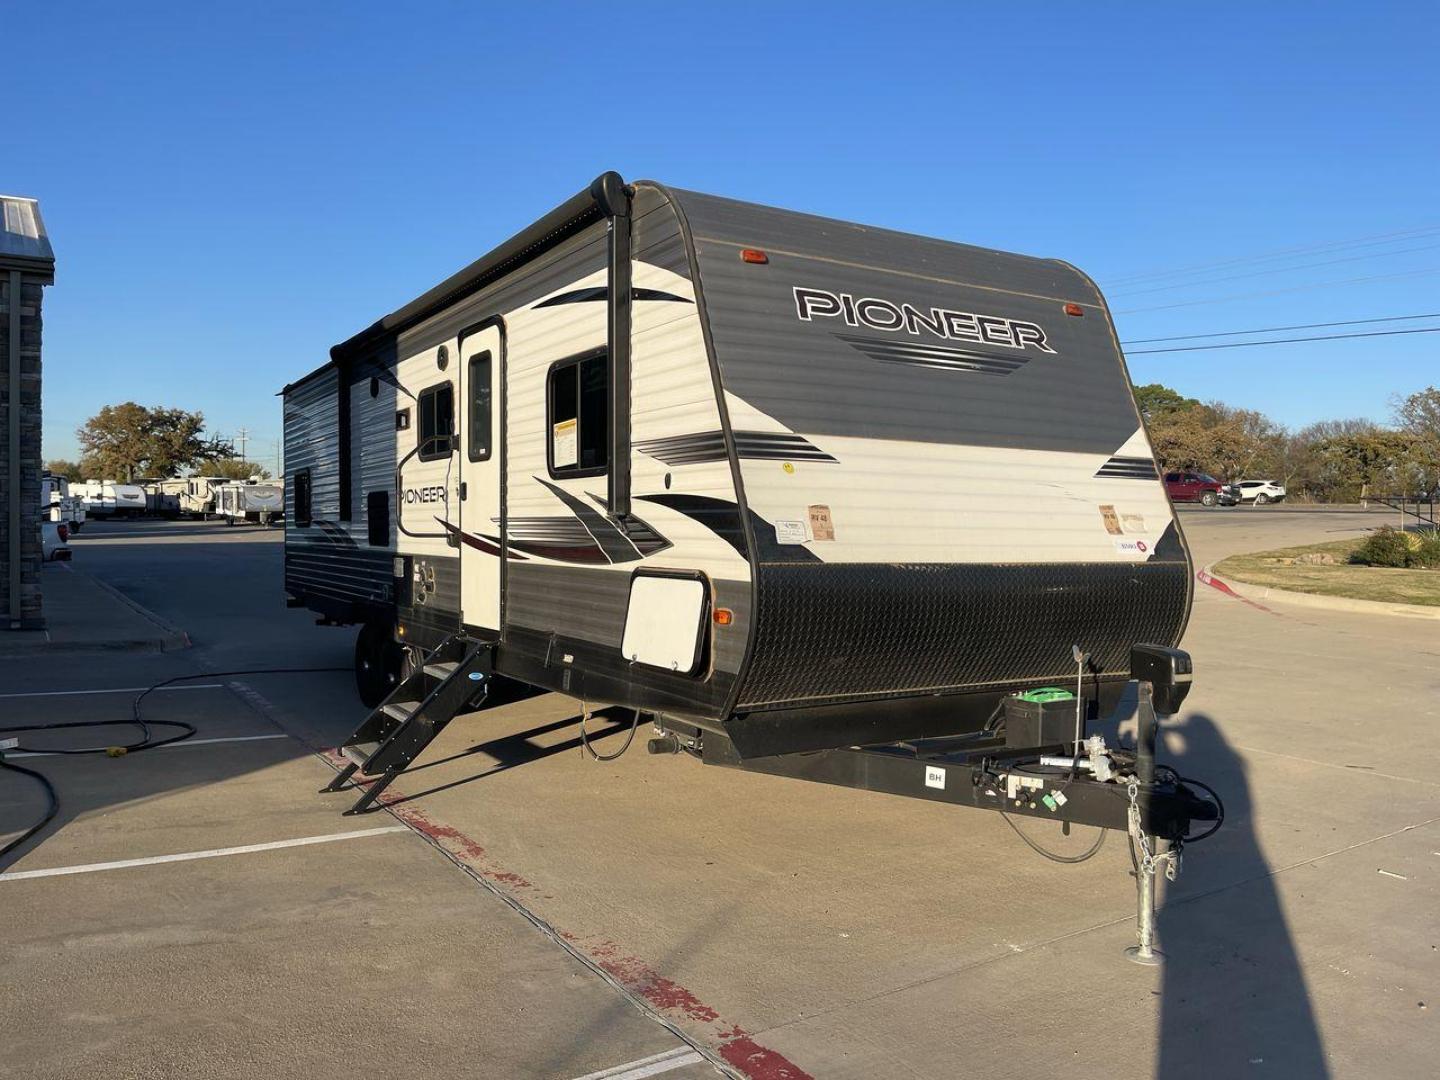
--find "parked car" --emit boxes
[41,518,72,561]
[1164,471,1235,507]
[1235,479,1287,505]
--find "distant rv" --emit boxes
[75,480,146,518]
[214,480,283,526]
[41,474,85,532]
[179,475,223,518]
[137,478,187,517]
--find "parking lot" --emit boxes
[3,506,1437,1079]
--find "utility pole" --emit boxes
[235,427,250,463]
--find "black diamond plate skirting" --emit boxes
[735,561,1191,710]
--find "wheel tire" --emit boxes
[1255,493,1270,505]
[1200,491,1217,507]
[355,621,404,707]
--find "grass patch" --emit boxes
[1215,536,1440,608]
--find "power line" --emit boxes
[1125,326,1440,355]
[1113,265,1440,315]
[1120,311,1440,345]
[1106,241,1440,298]
[1102,223,1440,288]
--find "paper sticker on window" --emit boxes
[552,418,577,469]
[775,519,808,544]
[808,504,835,541]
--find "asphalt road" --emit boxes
[3,509,1437,1079]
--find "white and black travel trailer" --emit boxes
[139,478,186,517]
[214,480,282,525]
[75,480,146,518]
[285,174,1219,954]
[179,475,222,518]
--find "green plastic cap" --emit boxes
[1014,688,1075,703]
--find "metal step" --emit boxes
[340,741,380,769]
[381,700,420,722]
[424,661,458,680]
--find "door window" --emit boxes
[468,351,492,462]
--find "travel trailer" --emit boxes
[283,174,1218,955]
[75,480,146,518]
[179,475,222,518]
[138,478,186,517]
[40,474,83,532]
[214,479,282,525]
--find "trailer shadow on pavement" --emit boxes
[1155,713,1330,1079]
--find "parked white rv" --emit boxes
[139,478,186,517]
[76,480,146,518]
[40,474,82,531]
[178,475,221,518]
[214,480,283,526]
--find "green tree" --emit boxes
[208,458,272,481]
[1393,386,1440,492]
[1133,383,1201,424]
[76,402,233,480]
[45,458,84,482]
[1311,429,1418,501]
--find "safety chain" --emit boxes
[1127,778,1183,881]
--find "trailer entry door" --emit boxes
[458,324,503,634]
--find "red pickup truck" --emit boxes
[1164,471,1237,506]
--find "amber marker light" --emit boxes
[713,608,734,626]
[740,248,769,264]
[1063,302,1085,317]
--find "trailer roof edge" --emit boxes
[282,171,624,393]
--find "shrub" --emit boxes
[1353,527,1413,568]
[1414,532,1440,570]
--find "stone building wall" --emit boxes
[1,275,45,629]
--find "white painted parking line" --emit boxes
[0,683,225,699]
[0,826,408,882]
[8,732,291,758]
[570,1046,706,1080]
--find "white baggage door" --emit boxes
[457,324,503,634]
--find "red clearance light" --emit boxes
[58,524,69,542]
[1063,302,1084,317]
[740,248,769,264]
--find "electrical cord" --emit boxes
[0,666,351,865]
[997,804,1108,864]
[579,706,642,762]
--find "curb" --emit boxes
[84,572,194,651]
[1201,565,1440,621]
[0,571,193,657]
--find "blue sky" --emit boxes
[8,1,1438,464]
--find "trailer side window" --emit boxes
[417,382,454,461]
[367,490,389,546]
[468,351,492,462]
[547,349,608,478]
[293,468,312,527]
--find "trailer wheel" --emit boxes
[1200,491,1217,507]
[355,621,406,707]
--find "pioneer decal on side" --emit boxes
[793,286,1056,354]
[403,485,448,504]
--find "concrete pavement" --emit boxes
[3,512,1437,1079]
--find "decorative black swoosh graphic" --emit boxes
[636,493,822,564]
[533,287,693,308]
[1095,454,1159,480]
[835,333,1029,376]
[634,430,837,466]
